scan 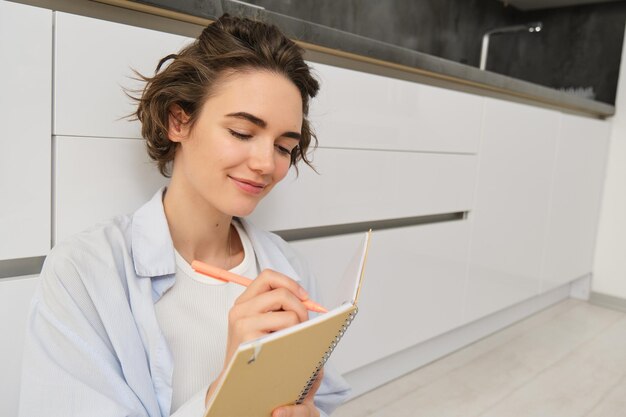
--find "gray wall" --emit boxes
[247,0,625,104]
[491,2,626,104]
[247,0,515,66]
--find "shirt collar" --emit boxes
[238,217,302,283]
[131,186,176,278]
[130,186,302,283]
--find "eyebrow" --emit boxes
[226,111,302,141]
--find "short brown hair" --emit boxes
[133,14,320,177]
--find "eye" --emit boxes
[275,144,292,156]
[228,128,252,140]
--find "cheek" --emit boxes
[200,132,239,164]
[273,157,292,182]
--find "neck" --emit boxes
[163,179,234,270]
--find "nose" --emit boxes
[248,138,275,175]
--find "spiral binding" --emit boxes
[296,307,359,404]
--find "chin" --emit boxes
[231,208,255,218]
[228,201,260,218]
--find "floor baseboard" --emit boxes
[589,291,626,313]
[342,283,571,399]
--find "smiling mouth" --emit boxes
[229,176,268,195]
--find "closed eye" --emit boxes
[275,144,292,156]
[228,128,252,140]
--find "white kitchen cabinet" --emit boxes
[54,12,192,139]
[0,1,52,261]
[310,62,483,154]
[540,114,610,291]
[53,136,168,244]
[250,148,477,231]
[0,275,39,417]
[290,220,470,374]
[53,137,475,241]
[465,98,561,323]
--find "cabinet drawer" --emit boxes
[310,62,483,154]
[53,136,167,244]
[53,12,192,139]
[250,148,476,231]
[0,1,52,260]
[290,220,470,374]
[54,136,475,243]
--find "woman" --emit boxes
[19,14,350,417]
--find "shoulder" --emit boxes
[38,215,133,299]
[239,218,314,288]
[261,229,301,264]
[242,219,302,262]
[52,214,132,267]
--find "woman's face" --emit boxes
[171,70,303,217]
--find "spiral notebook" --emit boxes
[204,230,372,417]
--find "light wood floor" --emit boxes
[334,299,626,417]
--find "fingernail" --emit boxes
[299,287,309,300]
[273,409,286,417]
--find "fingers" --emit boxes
[232,287,309,323]
[231,310,303,340]
[272,403,320,417]
[272,368,324,416]
[224,269,311,366]
[236,269,309,305]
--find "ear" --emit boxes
[167,104,191,143]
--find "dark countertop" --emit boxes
[125,0,614,118]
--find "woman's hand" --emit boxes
[272,369,324,417]
[206,269,311,406]
[224,268,310,365]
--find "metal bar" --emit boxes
[275,212,467,242]
[0,257,46,279]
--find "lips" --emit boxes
[229,176,268,195]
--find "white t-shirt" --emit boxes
[155,220,259,413]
